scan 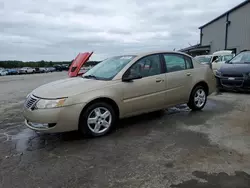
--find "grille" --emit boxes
[222,73,243,78]
[24,95,38,109]
[221,79,243,87]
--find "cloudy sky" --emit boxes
[0,0,245,61]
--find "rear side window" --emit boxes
[184,56,193,69]
[163,54,186,72]
[163,54,193,72]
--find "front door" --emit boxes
[122,54,166,116]
[162,53,193,105]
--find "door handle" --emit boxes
[186,73,191,76]
[156,78,164,83]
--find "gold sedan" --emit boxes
[23,51,216,137]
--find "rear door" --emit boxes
[68,52,93,77]
[163,53,194,105]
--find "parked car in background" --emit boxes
[211,50,235,73]
[195,54,213,65]
[0,69,8,76]
[39,67,48,73]
[61,64,69,71]
[34,67,41,73]
[78,66,92,76]
[195,50,234,71]
[23,51,216,137]
[46,67,56,72]
[19,67,35,74]
[6,68,18,75]
[215,50,250,91]
[54,65,63,71]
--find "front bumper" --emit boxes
[216,76,250,91]
[23,103,86,133]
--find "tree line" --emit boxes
[0,60,101,69]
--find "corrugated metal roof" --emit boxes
[199,0,250,29]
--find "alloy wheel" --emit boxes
[194,89,206,108]
[87,107,112,134]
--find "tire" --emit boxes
[79,102,117,137]
[187,85,207,111]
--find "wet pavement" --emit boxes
[1,73,250,188]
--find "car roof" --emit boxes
[195,55,212,57]
[213,50,233,55]
[135,51,193,58]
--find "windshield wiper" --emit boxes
[83,75,97,79]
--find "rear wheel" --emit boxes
[79,102,116,137]
[188,86,207,111]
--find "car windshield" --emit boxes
[195,56,212,63]
[228,51,250,64]
[83,55,136,80]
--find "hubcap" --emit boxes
[87,107,112,134]
[194,89,206,108]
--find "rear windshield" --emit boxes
[195,56,212,63]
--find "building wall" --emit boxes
[227,2,250,53]
[201,15,227,53]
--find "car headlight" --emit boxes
[215,70,222,77]
[36,98,67,109]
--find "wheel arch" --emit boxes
[190,81,209,97]
[78,97,120,127]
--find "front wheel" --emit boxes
[79,102,116,137]
[187,86,207,111]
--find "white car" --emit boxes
[0,69,8,76]
[195,50,235,73]
[19,67,35,74]
[211,51,235,72]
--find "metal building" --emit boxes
[180,0,250,56]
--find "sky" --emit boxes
[0,0,245,61]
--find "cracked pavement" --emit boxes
[1,72,250,188]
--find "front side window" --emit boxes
[229,51,250,64]
[83,55,136,80]
[127,54,162,78]
[163,54,186,72]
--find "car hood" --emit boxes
[219,63,250,74]
[31,77,114,98]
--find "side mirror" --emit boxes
[122,73,142,82]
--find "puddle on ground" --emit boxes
[166,104,190,115]
[171,171,250,188]
[12,129,37,152]
[12,129,64,152]
[11,128,82,152]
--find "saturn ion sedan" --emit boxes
[23,51,216,137]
